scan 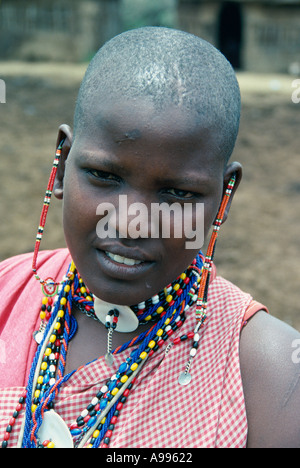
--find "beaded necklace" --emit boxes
[1,140,236,448]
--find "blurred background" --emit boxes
[0,0,300,328]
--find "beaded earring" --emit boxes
[178,174,236,385]
[31,139,70,296]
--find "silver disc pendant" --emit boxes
[178,372,192,386]
[37,410,74,448]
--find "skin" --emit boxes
[53,94,300,448]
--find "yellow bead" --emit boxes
[57,309,64,318]
[34,390,40,398]
[37,376,43,384]
[145,315,152,321]
[60,297,67,306]
[180,273,187,280]
[49,334,56,343]
[173,283,180,291]
[41,362,47,371]
[166,294,173,303]
[165,318,171,325]
[31,404,37,413]
[93,430,100,439]
[86,295,92,301]
[157,306,164,314]
[120,375,128,383]
[130,362,138,371]
[148,340,156,349]
[86,444,93,449]
[80,287,86,294]
[42,297,48,305]
[64,285,71,293]
[45,347,51,356]
[40,311,46,320]
[156,329,163,337]
[111,387,119,396]
[54,322,61,330]
[101,417,106,425]
[47,441,55,448]
[140,351,147,360]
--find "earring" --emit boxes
[178,174,237,386]
[32,139,71,295]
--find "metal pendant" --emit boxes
[178,372,192,386]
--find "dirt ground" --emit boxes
[0,62,299,329]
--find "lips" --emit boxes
[94,247,156,281]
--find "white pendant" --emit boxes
[37,410,74,448]
[94,297,139,333]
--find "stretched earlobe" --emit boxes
[53,124,73,200]
[219,161,242,224]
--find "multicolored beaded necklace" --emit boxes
[1,141,236,448]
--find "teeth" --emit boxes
[105,251,143,266]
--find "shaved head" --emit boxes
[74,27,241,163]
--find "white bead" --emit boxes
[50,353,55,361]
[165,325,172,332]
[49,365,56,373]
[138,302,145,310]
[152,295,159,304]
[81,409,89,418]
[91,397,99,406]
[190,348,197,357]
[50,378,56,386]
[105,314,112,323]
[194,333,200,342]
[101,385,108,393]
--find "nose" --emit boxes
[110,194,154,240]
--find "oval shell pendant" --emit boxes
[37,410,74,448]
[94,297,139,332]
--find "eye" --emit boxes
[87,169,121,182]
[166,188,195,199]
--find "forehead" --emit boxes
[76,95,222,163]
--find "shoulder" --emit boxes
[240,311,300,448]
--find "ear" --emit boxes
[221,161,242,224]
[53,124,73,200]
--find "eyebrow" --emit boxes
[79,152,130,176]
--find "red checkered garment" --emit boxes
[0,250,265,448]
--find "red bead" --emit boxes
[83,415,90,423]
[45,312,51,321]
[69,423,77,430]
[9,418,15,427]
[16,403,22,412]
[111,416,118,424]
[176,288,183,296]
[169,300,175,307]
[54,353,60,360]
[184,277,190,284]
[123,389,130,397]
[176,320,183,328]
[4,432,10,441]
[48,297,53,305]
[187,331,194,339]
[55,339,61,347]
[173,337,181,345]
[102,443,109,448]
[106,430,113,438]
[42,439,50,447]
[149,349,154,356]
[157,339,164,347]
[116,402,123,411]
[166,329,173,336]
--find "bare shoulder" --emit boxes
[240,311,300,448]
